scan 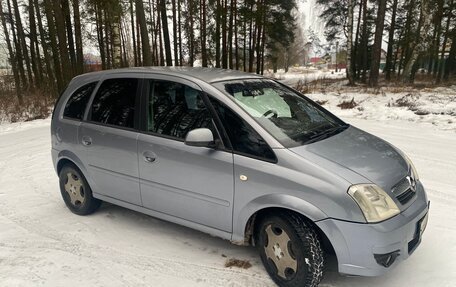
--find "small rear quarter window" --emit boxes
[63,82,98,120]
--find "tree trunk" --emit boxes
[135,8,142,66]
[61,0,76,73]
[0,0,22,102]
[112,7,122,68]
[178,0,183,65]
[353,0,362,80]
[234,3,239,70]
[346,0,355,85]
[368,0,387,87]
[385,0,398,80]
[104,10,112,69]
[215,0,221,67]
[200,0,208,67]
[436,0,453,83]
[149,0,158,65]
[51,0,72,83]
[188,0,195,66]
[243,5,247,71]
[129,0,138,66]
[28,0,41,85]
[34,0,54,88]
[402,0,432,83]
[221,0,228,68]
[136,0,152,66]
[260,11,266,75]
[360,0,368,83]
[443,28,456,80]
[228,0,234,69]
[431,0,444,77]
[159,0,172,66]
[255,0,263,74]
[94,3,106,69]
[43,0,64,91]
[73,0,84,74]
[248,2,255,72]
[8,0,32,87]
[172,0,179,66]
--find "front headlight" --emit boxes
[403,154,419,181]
[348,184,400,223]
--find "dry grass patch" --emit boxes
[224,258,252,269]
[0,87,54,122]
[337,98,358,109]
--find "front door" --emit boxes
[81,76,142,205]
[137,77,234,232]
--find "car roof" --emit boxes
[73,67,264,84]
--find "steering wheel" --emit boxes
[262,109,278,119]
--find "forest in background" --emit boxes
[0,0,301,103]
[317,0,456,86]
[0,0,455,117]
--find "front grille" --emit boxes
[392,176,416,205]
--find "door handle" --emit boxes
[144,156,156,163]
[142,151,157,163]
[82,136,92,146]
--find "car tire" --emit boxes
[255,212,324,287]
[59,164,101,215]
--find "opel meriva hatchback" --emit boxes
[51,67,429,287]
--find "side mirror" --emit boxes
[185,128,216,148]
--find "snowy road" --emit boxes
[0,117,455,287]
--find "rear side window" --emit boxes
[63,82,97,120]
[209,98,276,162]
[90,78,138,129]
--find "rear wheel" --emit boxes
[255,212,324,287]
[59,164,101,215]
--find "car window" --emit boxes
[209,97,276,162]
[147,80,215,140]
[63,82,97,120]
[213,79,347,147]
[90,78,138,128]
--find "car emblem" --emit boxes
[406,176,416,192]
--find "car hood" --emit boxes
[289,126,409,192]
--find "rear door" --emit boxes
[80,74,142,205]
[137,76,234,232]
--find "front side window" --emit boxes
[213,79,347,147]
[210,98,276,161]
[91,78,138,128]
[63,82,97,120]
[147,80,214,139]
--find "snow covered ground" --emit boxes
[1,73,455,286]
[1,114,455,286]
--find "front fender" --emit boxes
[231,193,328,244]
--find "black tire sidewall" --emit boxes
[59,164,100,215]
[256,214,323,287]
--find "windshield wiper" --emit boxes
[303,125,349,144]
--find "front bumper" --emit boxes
[316,182,429,276]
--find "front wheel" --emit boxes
[256,212,324,287]
[59,164,101,215]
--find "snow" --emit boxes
[307,88,456,132]
[271,68,456,133]
[1,82,456,286]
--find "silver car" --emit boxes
[51,67,429,287]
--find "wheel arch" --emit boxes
[232,195,336,259]
[56,150,86,174]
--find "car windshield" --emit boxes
[213,79,348,147]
